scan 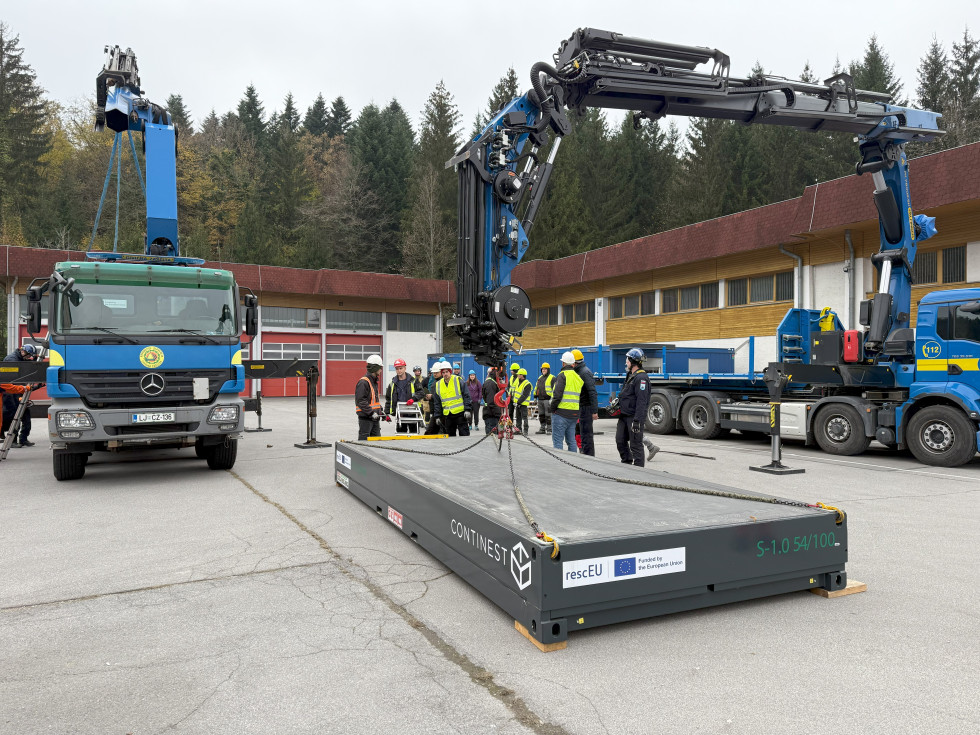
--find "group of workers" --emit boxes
[354,347,654,466]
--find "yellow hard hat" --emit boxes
[541,362,550,369]
[571,349,584,362]
[518,368,528,376]
[510,362,520,370]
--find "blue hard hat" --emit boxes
[626,347,645,361]
[468,370,476,376]
[21,344,37,355]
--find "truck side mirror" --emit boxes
[26,287,43,335]
[244,296,258,337]
[960,300,980,314]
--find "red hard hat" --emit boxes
[393,359,407,367]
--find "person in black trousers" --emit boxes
[482,366,504,435]
[573,349,599,456]
[615,348,650,466]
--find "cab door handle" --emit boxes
[948,364,963,375]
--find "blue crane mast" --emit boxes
[449,28,944,366]
[91,45,184,260]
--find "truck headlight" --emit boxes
[208,405,240,424]
[57,411,95,429]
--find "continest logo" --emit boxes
[511,542,532,590]
[921,341,942,359]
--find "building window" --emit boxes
[640,292,656,315]
[262,342,320,359]
[728,272,793,306]
[623,294,640,317]
[323,309,382,331]
[325,344,381,361]
[942,246,966,284]
[528,306,558,328]
[562,300,595,324]
[389,313,436,332]
[661,281,719,313]
[262,306,320,329]
[912,251,938,285]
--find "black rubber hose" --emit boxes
[530,61,561,111]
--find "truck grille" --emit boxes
[65,370,235,409]
[107,422,199,436]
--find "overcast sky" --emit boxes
[4,1,976,136]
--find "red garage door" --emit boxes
[260,334,322,397]
[325,335,382,396]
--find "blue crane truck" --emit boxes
[24,45,259,480]
[444,27,975,468]
[638,300,980,468]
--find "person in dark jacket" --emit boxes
[354,354,386,440]
[534,362,555,434]
[464,370,483,431]
[616,348,650,466]
[385,358,423,432]
[482,367,504,435]
[1,344,40,447]
[573,349,599,456]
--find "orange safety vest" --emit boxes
[355,376,382,416]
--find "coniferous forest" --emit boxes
[1,21,979,284]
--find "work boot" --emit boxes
[535,427,547,434]
[643,439,659,460]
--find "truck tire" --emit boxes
[680,396,722,440]
[906,406,977,467]
[53,450,86,481]
[206,438,238,470]
[813,404,870,456]
[646,394,676,434]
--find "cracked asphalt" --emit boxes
[2,397,978,734]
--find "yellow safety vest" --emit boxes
[508,374,520,393]
[512,378,531,406]
[557,368,584,412]
[437,375,465,415]
[544,373,555,398]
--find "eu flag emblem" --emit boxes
[614,557,636,577]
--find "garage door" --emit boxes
[325,336,382,396]
[261,337,322,397]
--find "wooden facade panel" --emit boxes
[520,326,560,349]
[607,316,657,344]
[649,260,718,290]
[652,309,722,342]
[717,303,789,336]
[556,323,594,346]
[598,271,655,298]
[721,247,797,278]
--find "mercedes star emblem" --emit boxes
[140,373,166,396]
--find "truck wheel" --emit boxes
[53,450,86,481]
[646,395,676,434]
[680,397,722,440]
[206,438,238,470]
[813,404,870,456]
[907,406,977,467]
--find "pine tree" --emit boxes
[472,67,521,136]
[278,92,300,134]
[416,81,460,217]
[850,35,905,103]
[303,93,329,136]
[0,22,51,242]
[165,94,194,135]
[236,84,266,144]
[916,36,951,113]
[947,27,980,145]
[325,96,353,138]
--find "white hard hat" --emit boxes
[438,361,452,371]
[366,354,383,367]
[561,351,575,364]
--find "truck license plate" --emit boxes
[131,412,176,424]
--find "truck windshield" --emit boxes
[53,283,237,337]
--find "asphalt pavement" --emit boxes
[2,397,978,734]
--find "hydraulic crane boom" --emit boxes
[94,45,181,257]
[448,28,944,365]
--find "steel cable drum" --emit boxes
[490,285,531,334]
